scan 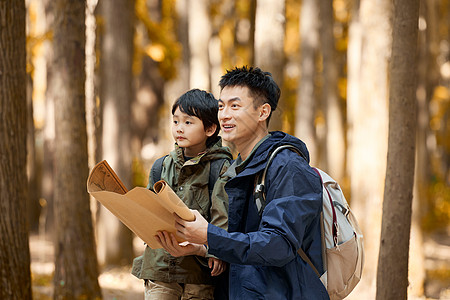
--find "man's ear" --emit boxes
[205,124,217,137]
[259,103,271,122]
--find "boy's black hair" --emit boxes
[172,89,220,146]
[218,66,281,124]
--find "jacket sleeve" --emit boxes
[207,152,322,267]
[209,159,231,230]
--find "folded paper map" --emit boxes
[87,160,195,249]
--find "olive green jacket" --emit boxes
[131,137,232,284]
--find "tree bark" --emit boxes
[52,1,102,298]
[97,0,134,266]
[296,0,319,165]
[255,0,286,131]
[376,0,419,299]
[0,1,32,299]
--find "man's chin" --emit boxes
[221,132,235,143]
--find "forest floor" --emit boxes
[31,234,145,300]
[30,231,450,300]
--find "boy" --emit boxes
[132,89,232,300]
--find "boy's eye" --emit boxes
[218,103,224,110]
[185,121,192,125]
[173,120,178,124]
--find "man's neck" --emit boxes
[237,128,269,161]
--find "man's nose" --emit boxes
[219,107,230,120]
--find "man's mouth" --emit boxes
[222,124,235,131]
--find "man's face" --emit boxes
[218,86,262,149]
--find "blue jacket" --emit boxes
[207,131,329,299]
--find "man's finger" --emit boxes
[173,212,186,226]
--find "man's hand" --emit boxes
[174,210,208,244]
[209,257,226,276]
[155,231,206,257]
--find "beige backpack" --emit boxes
[254,145,364,299]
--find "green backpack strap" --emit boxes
[149,155,228,199]
[208,158,229,199]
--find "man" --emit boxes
[157,66,329,299]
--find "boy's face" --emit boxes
[172,107,215,157]
[218,85,266,152]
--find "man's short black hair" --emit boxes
[218,66,281,123]
[172,89,220,146]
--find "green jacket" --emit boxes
[131,137,232,284]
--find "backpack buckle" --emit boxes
[254,183,265,214]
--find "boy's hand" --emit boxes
[155,231,206,257]
[209,257,226,276]
[174,210,208,245]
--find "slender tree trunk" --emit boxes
[133,0,166,158]
[162,0,190,155]
[296,0,319,165]
[97,0,134,266]
[42,0,56,235]
[319,0,345,181]
[0,1,32,298]
[255,0,286,131]
[347,0,392,296]
[233,0,256,68]
[27,72,41,233]
[407,0,437,295]
[52,1,102,298]
[376,0,419,299]
[189,0,211,90]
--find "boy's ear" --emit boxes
[259,103,271,122]
[205,124,217,137]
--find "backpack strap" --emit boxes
[150,155,229,200]
[253,144,325,276]
[149,155,168,188]
[254,144,307,216]
[208,158,229,199]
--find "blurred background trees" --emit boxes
[1,0,449,298]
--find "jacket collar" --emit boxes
[231,131,310,178]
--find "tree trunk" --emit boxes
[233,0,256,68]
[376,0,419,299]
[296,0,319,165]
[189,0,211,90]
[347,0,392,296]
[255,0,285,131]
[406,0,438,295]
[319,0,345,181]
[27,72,41,233]
[132,0,166,159]
[97,0,135,266]
[42,0,56,235]
[0,2,32,299]
[52,1,102,298]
